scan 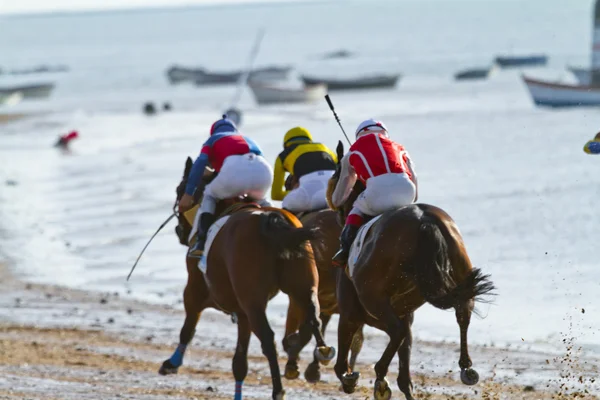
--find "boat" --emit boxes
[7,65,69,75]
[248,82,327,105]
[166,65,292,85]
[494,55,548,68]
[0,91,23,106]
[568,66,593,85]
[0,83,54,100]
[299,74,400,90]
[454,66,497,81]
[522,75,600,107]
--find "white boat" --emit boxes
[522,75,600,107]
[248,82,327,105]
[0,83,54,99]
[0,91,24,106]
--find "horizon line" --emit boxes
[0,0,333,18]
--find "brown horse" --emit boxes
[159,158,335,400]
[326,141,495,400]
[280,174,364,383]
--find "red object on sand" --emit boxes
[64,131,79,141]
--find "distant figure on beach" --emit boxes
[583,132,600,154]
[54,130,79,150]
[143,102,156,116]
[163,102,172,111]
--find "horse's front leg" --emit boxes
[334,314,363,394]
[159,260,209,375]
[456,299,479,385]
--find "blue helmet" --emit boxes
[210,115,237,136]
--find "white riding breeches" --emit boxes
[188,153,273,242]
[282,170,334,213]
[349,172,416,218]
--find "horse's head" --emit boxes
[174,157,194,245]
[326,140,365,226]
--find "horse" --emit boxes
[158,157,336,400]
[280,200,364,383]
[326,141,495,400]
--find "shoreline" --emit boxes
[0,261,598,399]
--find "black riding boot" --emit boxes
[188,212,216,259]
[332,224,360,267]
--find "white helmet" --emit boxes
[355,119,388,139]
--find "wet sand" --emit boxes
[0,262,597,399]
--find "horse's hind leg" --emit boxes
[456,299,479,385]
[247,309,286,400]
[349,326,364,371]
[370,302,409,400]
[232,314,251,400]
[396,313,415,400]
[282,298,309,380]
[303,312,331,383]
[159,266,209,375]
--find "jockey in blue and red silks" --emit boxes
[178,116,273,258]
[331,119,419,267]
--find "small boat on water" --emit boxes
[166,65,292,85]
[494,55,548,68]
[454,66,497,81]
[0,92,23,106]
[522,75,600,107]
[5,65,69,75]
[0,83,55,100]
[300,74,400,91]
[248,82,327,105]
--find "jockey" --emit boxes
[271,127,337,213]
[178,116,273,258]
[583,132,600,154]
[331,119,418,267]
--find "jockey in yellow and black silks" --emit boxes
[271,127,337,212]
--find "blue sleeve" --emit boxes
[244,136,263,156]
[185,153,209,195]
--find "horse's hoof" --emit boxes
[158,359,179,375]
[460,368,479,385]
[304,362,321,383]
[274,390,286,400]
[341,371,360,393]
[284,364,300,380]
[374,378,392,400]
[314,345,336,365]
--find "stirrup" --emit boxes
[188,241,205,259]
[332,249,348,268]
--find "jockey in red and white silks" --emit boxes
[331,119,418,267]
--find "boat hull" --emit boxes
[248,83,327,105]
[0,83,54,100]
[522,75,600,107]
[495,55,548,68]
[300,75,400,90]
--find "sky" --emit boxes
[0,0,311,15]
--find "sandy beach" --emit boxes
[0,260,597,400]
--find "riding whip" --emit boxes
[126,212,177,281]
[324,94,352,146]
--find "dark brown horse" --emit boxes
[326,141,495,400]
[159,158,335,400]
[280,174,364,383]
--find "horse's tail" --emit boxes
[409,217,494,310]
[260,212,319,260]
